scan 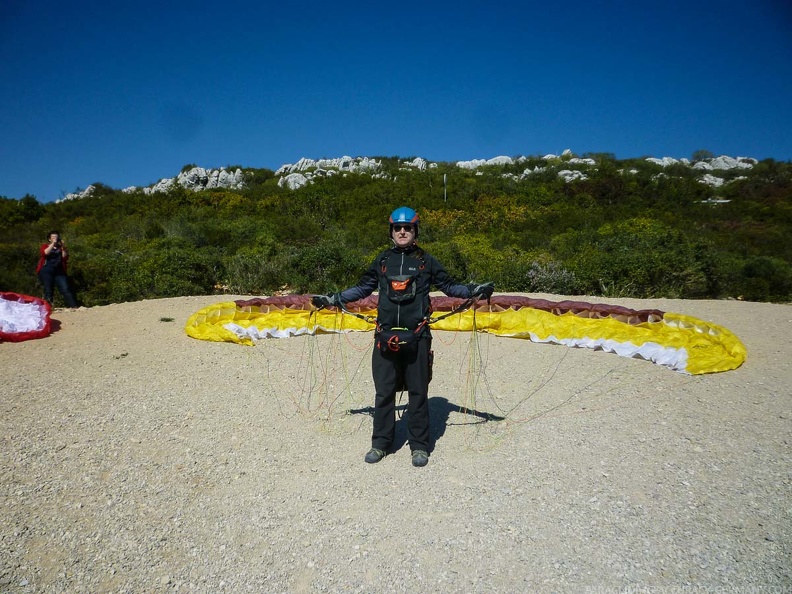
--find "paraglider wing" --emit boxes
[184,295,746,375]
[0,292,52,342]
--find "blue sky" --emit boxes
[1,0,790,202]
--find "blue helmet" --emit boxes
[389,206,419,236]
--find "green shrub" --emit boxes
[0,242,39,296]
[91,242,224,303]
[738,256,792,302]
[524,260,581,295]
[224,249,293,295]
[1,156,789,303]
[555,218,711,298]
[291,239,368,294]
[421,240,469,282]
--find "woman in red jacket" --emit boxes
[36,232,78,308]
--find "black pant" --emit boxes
[38,268,77,307]
[371,335,432,452]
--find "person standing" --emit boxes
[312,207,493,467]
[36,232,78,308]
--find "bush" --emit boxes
[87,242,224,304]
[738,256,792,302]
[1,156,790,304]
[224,249,293,295]
[525,261,581,295]
[291,239,368,294]
[555,218,711,298]
[421,240,469,283]
[0,242,39,296]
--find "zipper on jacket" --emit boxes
[396,252,405,327]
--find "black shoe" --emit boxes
[365,448,386,464]
[411,450,429,467]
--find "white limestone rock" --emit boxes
[456,156,514,169]
[402,157,428,170]
[542,150,573,161]
[126,166,247,195]
[278,173,309,190]
[456,159,488,169]
[521,166,547,178]
[55,151,765,197]
[144,178,176,194]
[697,174,726,187]
[693,156,756,171]
[646,157,680,167]
[276,156,382,176]
[558,169,588,182]
[210,168,245,189]
[60,185,97,202]
[177,167,209,189]
[486,156,514,166]
[175,167,246,191]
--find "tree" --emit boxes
[19,194,44,222]
[692,149,714,162]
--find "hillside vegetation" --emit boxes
[1,153,791,306]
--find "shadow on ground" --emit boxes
[347,395,505,453]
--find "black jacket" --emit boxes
[338,245,471,332]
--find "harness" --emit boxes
[332,299,475,328]
[330,294,478,353]
[314,248,481,353]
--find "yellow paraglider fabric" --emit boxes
[432,308,746,375]
[184,298,746,375]
[184,301,375,346]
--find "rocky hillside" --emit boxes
[59,150,758,201]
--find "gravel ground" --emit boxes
[1,294,790,593]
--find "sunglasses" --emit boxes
[392,224,414,233]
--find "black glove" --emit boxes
[311,294,339,309]
[470,282,494,300]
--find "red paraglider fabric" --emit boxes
[0,292,52,342]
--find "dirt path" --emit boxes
[1,295,790,593]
